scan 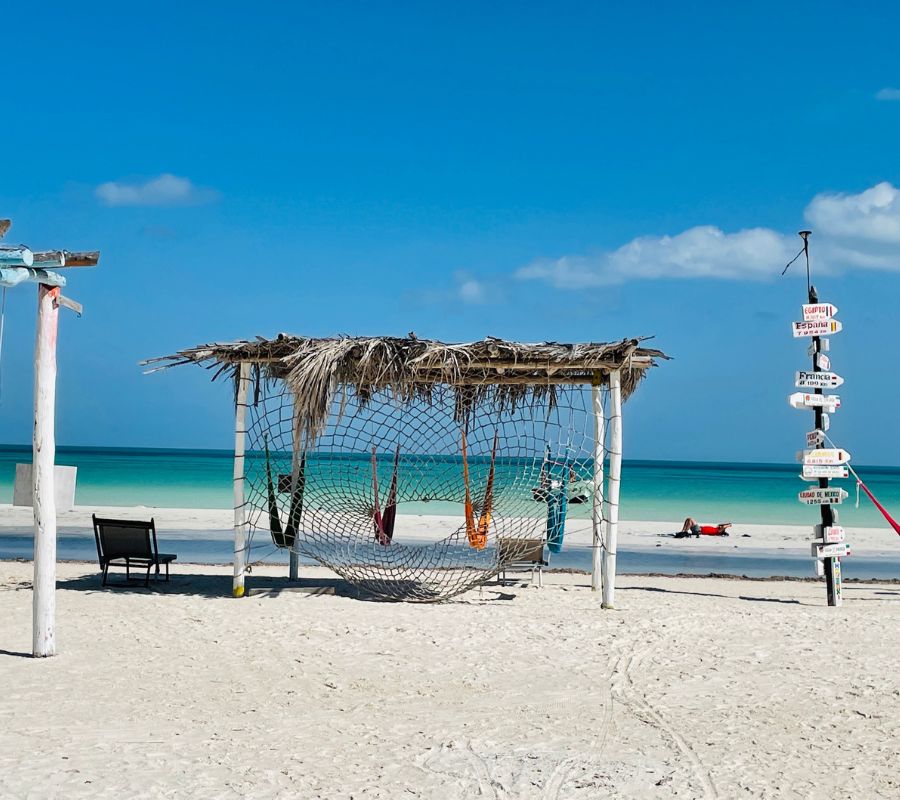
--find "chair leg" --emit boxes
[165,562,170,582]
[102,564,108,587]
[145,565,151,588]
[126,560,130,581]
[538,568,543,588]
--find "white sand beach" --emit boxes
[1,560,899,799]
[2,504,899,559]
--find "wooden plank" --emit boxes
[233,363,251,598]
[0,219,10,239]
[0,267,67,288]
[602,369,623,609]
[60,250,100,268]
[32,251,66,268]
[0,245,34,267]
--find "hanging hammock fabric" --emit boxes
[546,458,570,554]
[474,432,499,550]
[371,446,400,546]
[857,478,900,536]
[461,428,494,550]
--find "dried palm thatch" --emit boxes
[144,334,667,446]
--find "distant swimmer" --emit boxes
[677,518,732,538]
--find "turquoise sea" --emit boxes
[2,444,900,528]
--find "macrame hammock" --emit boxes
[246,379,598,601]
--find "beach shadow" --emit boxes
[622,585,802,605]
[0,648,32,659]
[55,572,365,601]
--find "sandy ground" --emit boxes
[1,504,898,559]
[1,561,899,799]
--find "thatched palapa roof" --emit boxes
[145,334,668,445]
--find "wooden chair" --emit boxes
[497,537,549,587]
[92,515,176,587]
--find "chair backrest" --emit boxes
[497,537,546,565]
[93,516,156,563]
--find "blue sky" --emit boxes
[2,1,900,464]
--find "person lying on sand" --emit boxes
[675,518,732,538]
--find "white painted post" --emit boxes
[602,369,623,609]
[233,362,250,598]
[32,284,60,657]
[591,373,605,593]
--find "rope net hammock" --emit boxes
[240,378,609,601]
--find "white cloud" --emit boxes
[519,226,795,287]
[454,271,490,304]
[518,181,900,287]
[95,174,218,207]
[876,87,900,101]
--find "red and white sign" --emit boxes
[795,371,844,389]
[793,319,843,338]
[798,448,851,466]
[801,464,849,480]
[816,352,831,370]
[802,303,838,321]
[813,525,846,544]
[799,487,849,505]
[789,393,841,411]
[812,542,851,559]
[806,429,825,447]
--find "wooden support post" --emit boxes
[32,284,60,657]
[233,362,250,598]
[591,373,605,593]
[602,369,623,609]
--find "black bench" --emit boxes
[92,515,176,587]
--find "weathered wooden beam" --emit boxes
[0,245,34,267]
[0,219,10,239]
[54,294,83,316]
[60,250,100,267]
[0,267,67,288]
[32,251,66,268]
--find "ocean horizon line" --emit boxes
[1,442,898,474]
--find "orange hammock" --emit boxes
[461,429,498,550]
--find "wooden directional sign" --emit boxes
[802,303,838,321]
[798,448,851,466]
[806,429,825,447]
[793,319,843,338]
[801,464,849,480]
[816,352,831,370]
[812,542,851,559]
[789,392,841,411]
[795,370,844,389]
[813,525,846,544]
[799,487,849,505]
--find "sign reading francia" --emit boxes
[799,487,849,505]
[811,542,851,559]
[802,303,838,321]
[795,370,844,389]
[797,448,851,466]
[788,392,841,411]
[801,464,849,480]
[792,319,843,338]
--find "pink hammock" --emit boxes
[372,445,401,546]
[857,478,900,536]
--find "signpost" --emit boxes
[788,392,841,411]
[798,488,849,505]
[787,230,846,607]
[792,319,843,338]
[806,429,824,447]
[813,525,845,544]
[795,371,844,389]
[802,303,838,321]
[797,448,851,466]
[801,464,849,480]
